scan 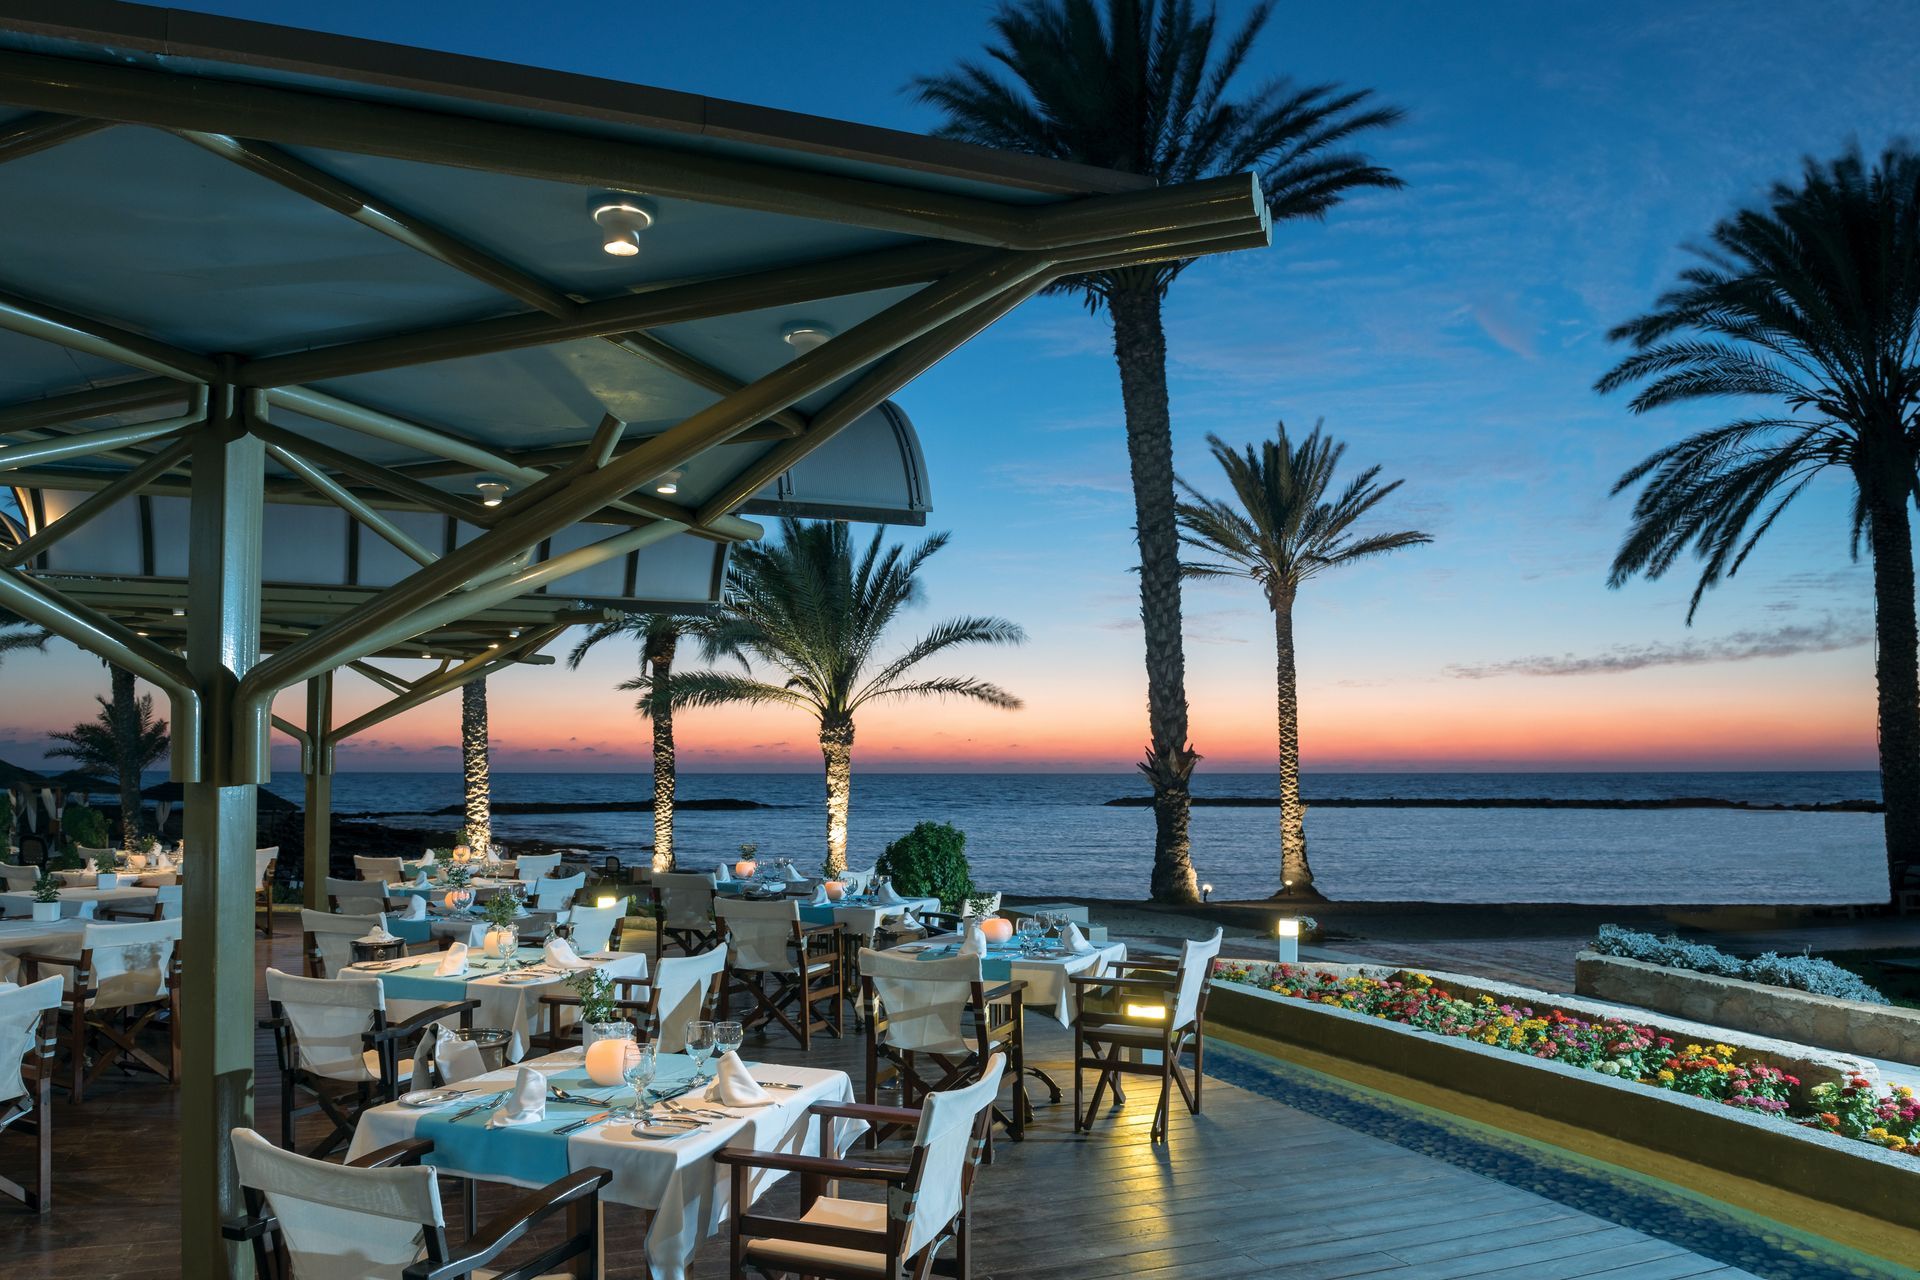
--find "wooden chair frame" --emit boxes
[863,973,1029,1150]
[223,1137,612,1280]
[0,1009,55,1213]
[648,883,719,960]
[720,919,845,1050]
[18,945,180,1104]
[263,993,480,1158]
[717,1099,990,1280]
[1070,956,1212,1145]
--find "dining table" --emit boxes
[713,883,939,936]
[0,885,156,920]
[887,933,1128,1026]
[348,1046,864,1280]
[340,946,649,1060]
[0,915,87,982]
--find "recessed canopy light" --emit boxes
[476,481,509,507]
[135,630,150,637]
[781,322,834,353]
[170,608,185,617]
[508,628,522,639]
[590,194,656,257]
[654,469,682,496]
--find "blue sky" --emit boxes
[4,1,1915,773]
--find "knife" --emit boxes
[555,1109,611,1135]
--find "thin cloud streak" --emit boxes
[1445,618,1871,680]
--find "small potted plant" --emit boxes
[479,891,520,959]
[734,841,759,879]
[30,871,61,922]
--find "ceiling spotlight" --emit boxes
[488,642,500,650]
[590,194,656,257]
[476,481,509,508]
[135,630,150,637]
[170,608,185,617]
[508,628,522,639]
[782,321,834,353]
[654,469,682,496]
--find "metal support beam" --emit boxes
[301,671,334,911]
[0,284,220,383]
[265,442,437,567]
[176,386,265,1278]
[0,406,199,471]
[0,378,186,433]
[0,111,106,164]
[1,434,196,568]
[331,626,565,741]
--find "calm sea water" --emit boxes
[254,770,1890,905]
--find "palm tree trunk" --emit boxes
[1865,487,1920,900]
[819,715,855,877]
[646,632,679,869]
[110,665,140,846]
[461,678,491,854]
[1108,283,1200,905]
[1272,589,1316,897]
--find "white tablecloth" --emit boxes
[889,936,1127,1027]
[0,886,155,919]
[343,950,649,1060]
[0,916,88,982]
[348,1048,861,1280]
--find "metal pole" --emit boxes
[177,384,264,1279]
[302,671,334,911]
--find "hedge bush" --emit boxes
[1591,924,1887,1005]
[875,821,975,910]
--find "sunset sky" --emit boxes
[3,1,1912,775]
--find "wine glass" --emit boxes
[1016,917,1044,955]
[685,1020,717,1082]
[712,1020,743,1065]
[614,1041,657,1121]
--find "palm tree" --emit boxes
[461,678,491,853]
[0,609,47,666]
[47,689,170,842]
[1177,423,1430,897]
[675,518,1024,875]
[914,0,1404,903]
[1597,145,1920,899]
[568,613,710,869]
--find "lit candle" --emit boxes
[979,916,1013,945]
[584,1037,635,1087]
[734,859,758,879]
[1277,917,1300,964]
[823,880,847,901]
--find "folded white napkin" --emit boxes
[410,1023,487,1089]
[1063,922,1095,955]
[434,942,469,977]
[400,895,427,921]
[414,869,431,888]
[488,1065,546,1128]
[806,884,828,906]
[876,882,905,905]
[83,858,99,875]
[704,1051,772,1107]
[714,862,729,880]
[543,937,592,970]
[781,865,804,882]
[895,910,921,933]
[357,914,397,945]
[958,921,986,959]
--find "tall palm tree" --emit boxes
[47,689,170,842]
[914,0,1404,903]
[1177,424,1430,897]
[461,678,491,853]
[1598,145,1920,899]
[568,613,710,869]
[675,518,1024,875]
[0,608,47,666]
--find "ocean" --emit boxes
[257,770,1891,906]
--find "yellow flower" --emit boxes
[1657,1069,1675,1082]
[1712,1044,1736,1059]
[1684,1044,1704,1057]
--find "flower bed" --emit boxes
[1216,960,1918,1159]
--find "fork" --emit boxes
[448,1092,506,1121]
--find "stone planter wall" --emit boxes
[1574,950,1920,1065]
[1208,974,1920,1234]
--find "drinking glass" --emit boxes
[686,1020,717,1082]
[712,1020,744,1063]
[1016,917,1043,954]
[614,1041,657,1121]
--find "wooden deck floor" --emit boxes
[0,929,1773,1279]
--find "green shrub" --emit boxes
[875,821,975,910]
[0,792,13,844]
[59,802,111,857]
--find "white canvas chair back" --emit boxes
[232,1127,443,1280]
[656,872,716,931]
[514,853,562,882]
[530,871,584,911]
[567,897,626,953]
[862,949,981,1056]
[75,844,112,865]
[0,975,61,1105]
[905,1053,1004,1256]
[1172,928,1224,1030]
[716,897,798,972]
[0,863,37,891]
[302,909,385,978]
[326,875,387,917]
[255,847,278,889]
[151,884,184,919]
[651,945,727,1052]
[267,968,384,1083]
[353,856,404,885]
[78,918,179,1010]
